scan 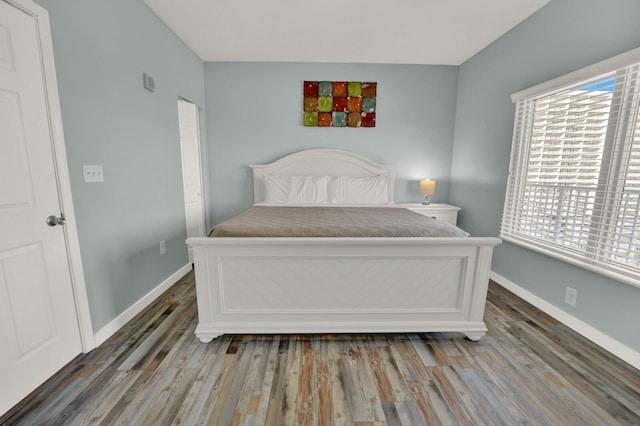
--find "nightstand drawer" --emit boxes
[399,203,461,226]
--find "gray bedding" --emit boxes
[209,206,470,238]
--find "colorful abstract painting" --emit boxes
[303,81,376,128]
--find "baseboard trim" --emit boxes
[93,263,192,347]
[490,271,640,371]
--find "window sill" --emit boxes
[499,234,640,289]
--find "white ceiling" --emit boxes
[143,0,551,65]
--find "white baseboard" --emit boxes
[490,271,640,371]
[93,264,192,347]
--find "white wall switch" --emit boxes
[159,240,166,255]
[83,165,104,183]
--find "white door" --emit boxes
[0,0,85,415]
[177,99,205,262]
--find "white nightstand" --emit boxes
[399,203,461,226]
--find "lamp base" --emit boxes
[422,195,431,205]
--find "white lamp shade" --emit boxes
[419,179,436,195]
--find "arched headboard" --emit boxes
[250,149,395,203]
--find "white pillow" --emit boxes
[263,175,329,204]
[263,175,291,204]
[327,175,389,204]
[288,175,328,204]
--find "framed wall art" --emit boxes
[303,81,376,128]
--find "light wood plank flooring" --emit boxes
[2,271,639,425]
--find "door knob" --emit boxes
[46,214,66,226]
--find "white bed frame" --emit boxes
[187,149,501,342]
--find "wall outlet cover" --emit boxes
[564,286,578,307]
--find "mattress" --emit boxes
[209,205,470,238]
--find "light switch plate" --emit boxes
[83,165,104,183]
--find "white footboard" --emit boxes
[187,237,501,342]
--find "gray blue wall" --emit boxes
[204,63,458,224]
[35,0,207,331]
[450,0,640,352]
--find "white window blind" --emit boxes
[502,49,640,287]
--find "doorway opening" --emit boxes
[177,99,205,263]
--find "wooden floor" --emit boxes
[3,272,640,425]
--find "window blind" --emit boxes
[502,51,640,287]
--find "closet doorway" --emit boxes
[177,98,205,262]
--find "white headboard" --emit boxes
[250,149,395,203]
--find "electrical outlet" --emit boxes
[159,240,166,256]
[564,286,578,307]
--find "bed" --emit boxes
[186,149,501,343]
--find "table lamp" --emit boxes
[420,179,436,205]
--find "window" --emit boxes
[502,48,640,287]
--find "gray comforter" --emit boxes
[210,206,470,238]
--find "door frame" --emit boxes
[177,97,206,240]
[7,0,95,351]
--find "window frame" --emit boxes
[502,47,640,289]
